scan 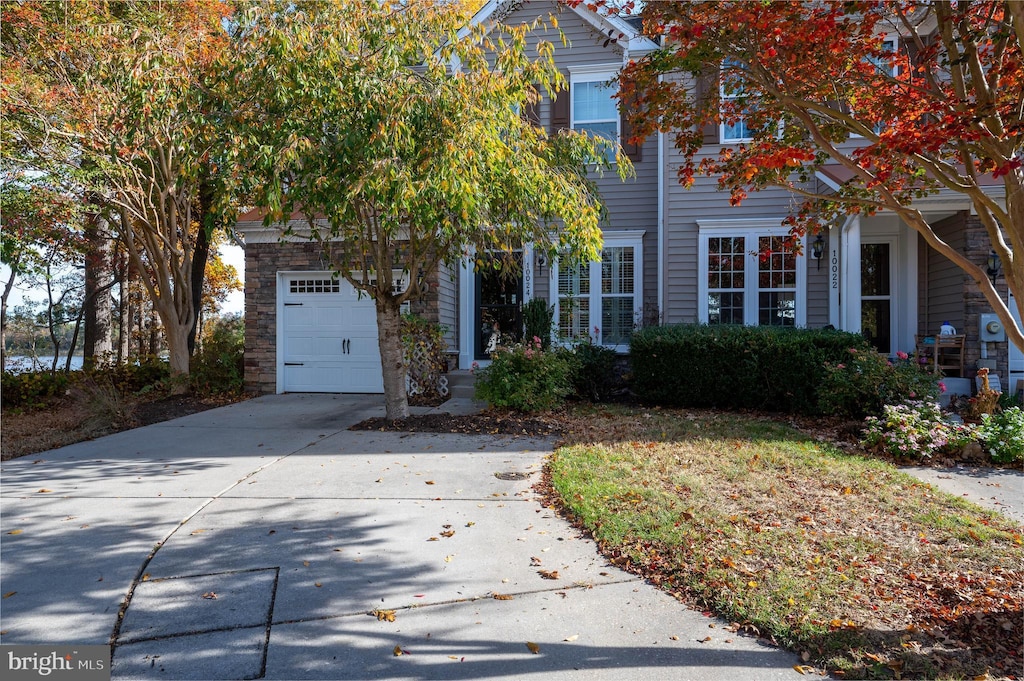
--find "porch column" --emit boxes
[458,254,474,370]
[841,215,862,333]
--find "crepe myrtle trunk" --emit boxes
[375,295,410,421]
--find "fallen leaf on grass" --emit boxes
[492,593,514,600]
[525,641,540,654]
[201,592,217,600]
[373,610,396,622]
[537,570,559,580]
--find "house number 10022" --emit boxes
[831,249,839,289]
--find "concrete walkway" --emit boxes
[899,464,1024,524]
[1,395,801,680]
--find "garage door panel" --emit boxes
[283,306,318,328]
[347,362,385,393]
[281,273,383,393]
[283,365,347,393]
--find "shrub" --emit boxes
[977,407,1024,463]
[1,370,76,410]
[861,401,974,459]
[629,324,870,414]
[190,315,244,395]
[568,340,620,402]
[521,299,554,350]
[818,348,939,418]
[474,337,572,412]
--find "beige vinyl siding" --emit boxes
[664,139,803,323]
[437,261,458,351]
[805,250,830,327]
[499,2,659,316]
[921,213,967,335]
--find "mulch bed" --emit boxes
[349,411,563,437]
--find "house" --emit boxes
[237,0,1022,397]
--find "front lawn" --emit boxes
[545,405,1023,680]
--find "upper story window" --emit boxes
[570,66,620,162]
[720,59,754,143]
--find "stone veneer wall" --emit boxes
[244,241,441,394]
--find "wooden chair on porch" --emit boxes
[915,334,966,377]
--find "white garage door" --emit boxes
[280,273,383,393]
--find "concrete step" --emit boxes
[450,383,477,400]
[445,370,476,387]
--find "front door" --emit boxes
[475,254,523,360]
[861,241,895,355]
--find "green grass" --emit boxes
[548,405,1024,679]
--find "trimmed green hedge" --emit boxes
[629,324,872,414]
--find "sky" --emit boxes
[1,243,246,317]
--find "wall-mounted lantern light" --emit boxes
[986,250,1002,285]
[810,233,826,270]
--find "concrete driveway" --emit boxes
[1,394,801,680]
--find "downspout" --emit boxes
[657,80,665,324]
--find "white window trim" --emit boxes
[569,64,621,160]
[697,219,807,327]
[852,38,899,139]
[719,60,753,143]
[550,231,644,353]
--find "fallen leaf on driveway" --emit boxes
[393,645,409,656]
[444,555,454,563]
[37,489,52,493]
[526,642,540,654]
[440,530,455,538]
[7,530,23,535]
[492,593,514,600]
[3,592,16,599]
[563,634,579,642]
[537,570,559,580]
[425,481,435,485]
[427,537,439,541]
[202,592,218,600]
[530,556,543,566]
[373,610,396,622]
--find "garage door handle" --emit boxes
[284,362,304,366]
[343,339,350,354]
[284,302,303,306]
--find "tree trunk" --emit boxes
[188,179,214,356]
[117,273,127,364]
[376,297,410,420]
[83,210,113,368]
[164,318,191,394]
[1,254,19,374]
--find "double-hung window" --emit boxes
[555,233,643,351]
[720,58,754,143]
[699,221,806,327]
[570,66,619,162]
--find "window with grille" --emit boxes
[289,278,340,294]
[699,224,806,327]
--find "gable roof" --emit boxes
[463,0,659,56]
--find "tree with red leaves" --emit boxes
[617,1,1023,350]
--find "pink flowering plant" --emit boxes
[818,347,939,418]
[861,401,975,459]
[474,337,572,412]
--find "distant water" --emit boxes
[4,355,85,374]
